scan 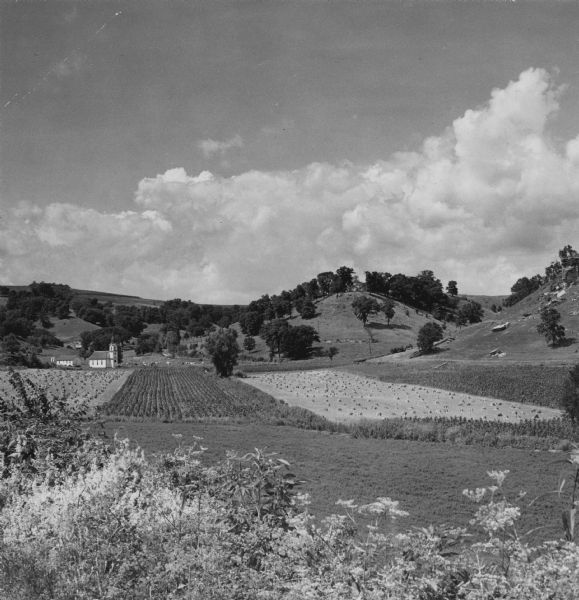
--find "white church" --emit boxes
[87,340,119,369]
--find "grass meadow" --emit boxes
[99,419,572,544]
[344,359,571,408]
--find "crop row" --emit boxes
[101,367,280,420]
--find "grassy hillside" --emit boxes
[439,282,579,362]
[241,291,443,364]
[48,315,101,343]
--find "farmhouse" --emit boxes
[51,356,82,368]
[88,341,119,369]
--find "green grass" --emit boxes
[344,360,571,408]
[98,420,573,544]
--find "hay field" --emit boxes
[0,368,131,408]
[245,369,562,423]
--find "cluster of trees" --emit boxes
[240,266,359,334]
[503,275,543,307]
[205,320,321,376]
[260,320,320,360]
[365,270,461,321]
[351,296,395,326]
[79,327,130,362]
[72,298,160,337]
[0,282,73,338]
[0,282,73,364]
[158,298,242,337]
[455,300,485,327]
[504,245,579,308]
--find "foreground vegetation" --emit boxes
[1,375,578,599]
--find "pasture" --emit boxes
[102,420,573,544]
[244,369,562,423]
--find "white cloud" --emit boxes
[4,68,579,302]
[198,134,244,159]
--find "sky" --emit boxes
[2,1,579,303]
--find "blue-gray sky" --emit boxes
[2,1,579,302]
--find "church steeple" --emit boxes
[108,336,119,368]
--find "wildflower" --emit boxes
[357,497,409,519]
[487,470,509,486]
[463,488,487,503]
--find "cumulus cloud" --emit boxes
[198,134,244,158]
[3,68,579,302]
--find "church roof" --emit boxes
[88,351,110,360]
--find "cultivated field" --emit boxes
[101,367,289,420]
[0,368,130,407]
[244,369,562,423]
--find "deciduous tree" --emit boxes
[537,306,566,347]
[299,298,317,320]
[351,296,380,326]
[204,328,240,377]
[417,322,444,353]
[381,299,395,325]
[243,336,256,352]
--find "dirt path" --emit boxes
[245,369,562,423]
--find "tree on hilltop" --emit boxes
[446,280,458,296]
[204,328,240,377]
[335,266,355,292]
[352,296,380,327]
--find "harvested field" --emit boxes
[244,369,562,423]
[0,368,131,408]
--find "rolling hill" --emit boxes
[239,291,451,364]
[434,281,579,363]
